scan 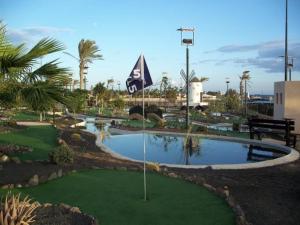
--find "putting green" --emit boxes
[0,125,58,160]
[3,170,235,225]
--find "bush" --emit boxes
[232,122,241,131]
[193,125,208,133]
[71,133,81,141]
[146,113,161,122]
[146,105,163,118]
[0,193,39,225]
[4,120,18,127]
[49,144,74,165]
[147,113,165,128]
[129,105,143,116]
[129,105,163,118]
[129,113,144,121]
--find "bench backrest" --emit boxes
[248,118,295,131]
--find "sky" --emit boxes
[1,0,300,94]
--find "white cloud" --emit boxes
[201,40,300,73]
[7,26,73,43]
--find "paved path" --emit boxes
[16,121,51,126]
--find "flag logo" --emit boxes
[126,55,153,94]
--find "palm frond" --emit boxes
[26,38,65,58]
[21,81,66,111]
[78,39,103,64]
[24,59,69,83]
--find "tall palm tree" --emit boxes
[241,71,251,116]
[239,76,244,97]
[160,76,168,103]
[78,39,103,89]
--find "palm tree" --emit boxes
[106,78,114,89]
[0,22,70,120]
[159,75,168,104]
[93,82,107,114]
[239,76,244,97]
[78,39,103,89]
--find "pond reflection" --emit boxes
[183,136,201,165]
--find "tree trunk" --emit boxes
[52,108,55,124]
[39,112,43,122]
[79,63,84,90]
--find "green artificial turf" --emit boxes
[13,111,41,121]
[207,129,249,139]
[12,111,59,121]
[1,170,235,225]
[0,125,58,160]
[122,120,156,128]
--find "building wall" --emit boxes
[274,81,300,133]
[188,82,203,105]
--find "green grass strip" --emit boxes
[1,170,235,225]
[0,125,58,160]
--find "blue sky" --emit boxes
[1,0,300,94]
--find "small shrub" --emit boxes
[49,144,74,165]
[129,105,163,118]
[129,113,144,121]
[193,125,208,133]
[146,113,160,121]
[146,162,160,172]
[0,192,40,225]
[129,105,143,116]
[4,120,17,127]
[232,122,241,131]
[71,133,81,141]
[146,105,163,118]
[147,113,165,128]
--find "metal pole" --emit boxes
[141,55,147,201]
[226,82,229,95]
[245,80,247,117]
[186,46,189,130]
[284,0,288,81]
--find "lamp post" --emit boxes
[177,27,195,130]
[279,56,295,81]
[83,66,88,90]
[117,81,121,92]
[64,52,88,90]
[284,0,288,81]
[243,71,250,117]
[225,78,230,95]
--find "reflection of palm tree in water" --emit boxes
[97,123,110,142]
[183,134,201,165]
[150,134,178,152]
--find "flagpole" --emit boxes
[141,54,147,201]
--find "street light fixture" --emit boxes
[243,71,250,117]
[177,27,195,130]
[225,77,230,95]
[279,56,295,81]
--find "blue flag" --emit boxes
[126,55,153,94]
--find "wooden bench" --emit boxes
[248,117,297,147]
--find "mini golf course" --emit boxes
[0,125,58,161]
[1,170,235,225]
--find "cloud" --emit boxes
[217,44,260,53]
[7,26,73,43]
[201,40,300,73]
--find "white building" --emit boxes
[188,77,208,107]
[274,81,300,133]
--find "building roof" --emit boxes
[190,77,200,82]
